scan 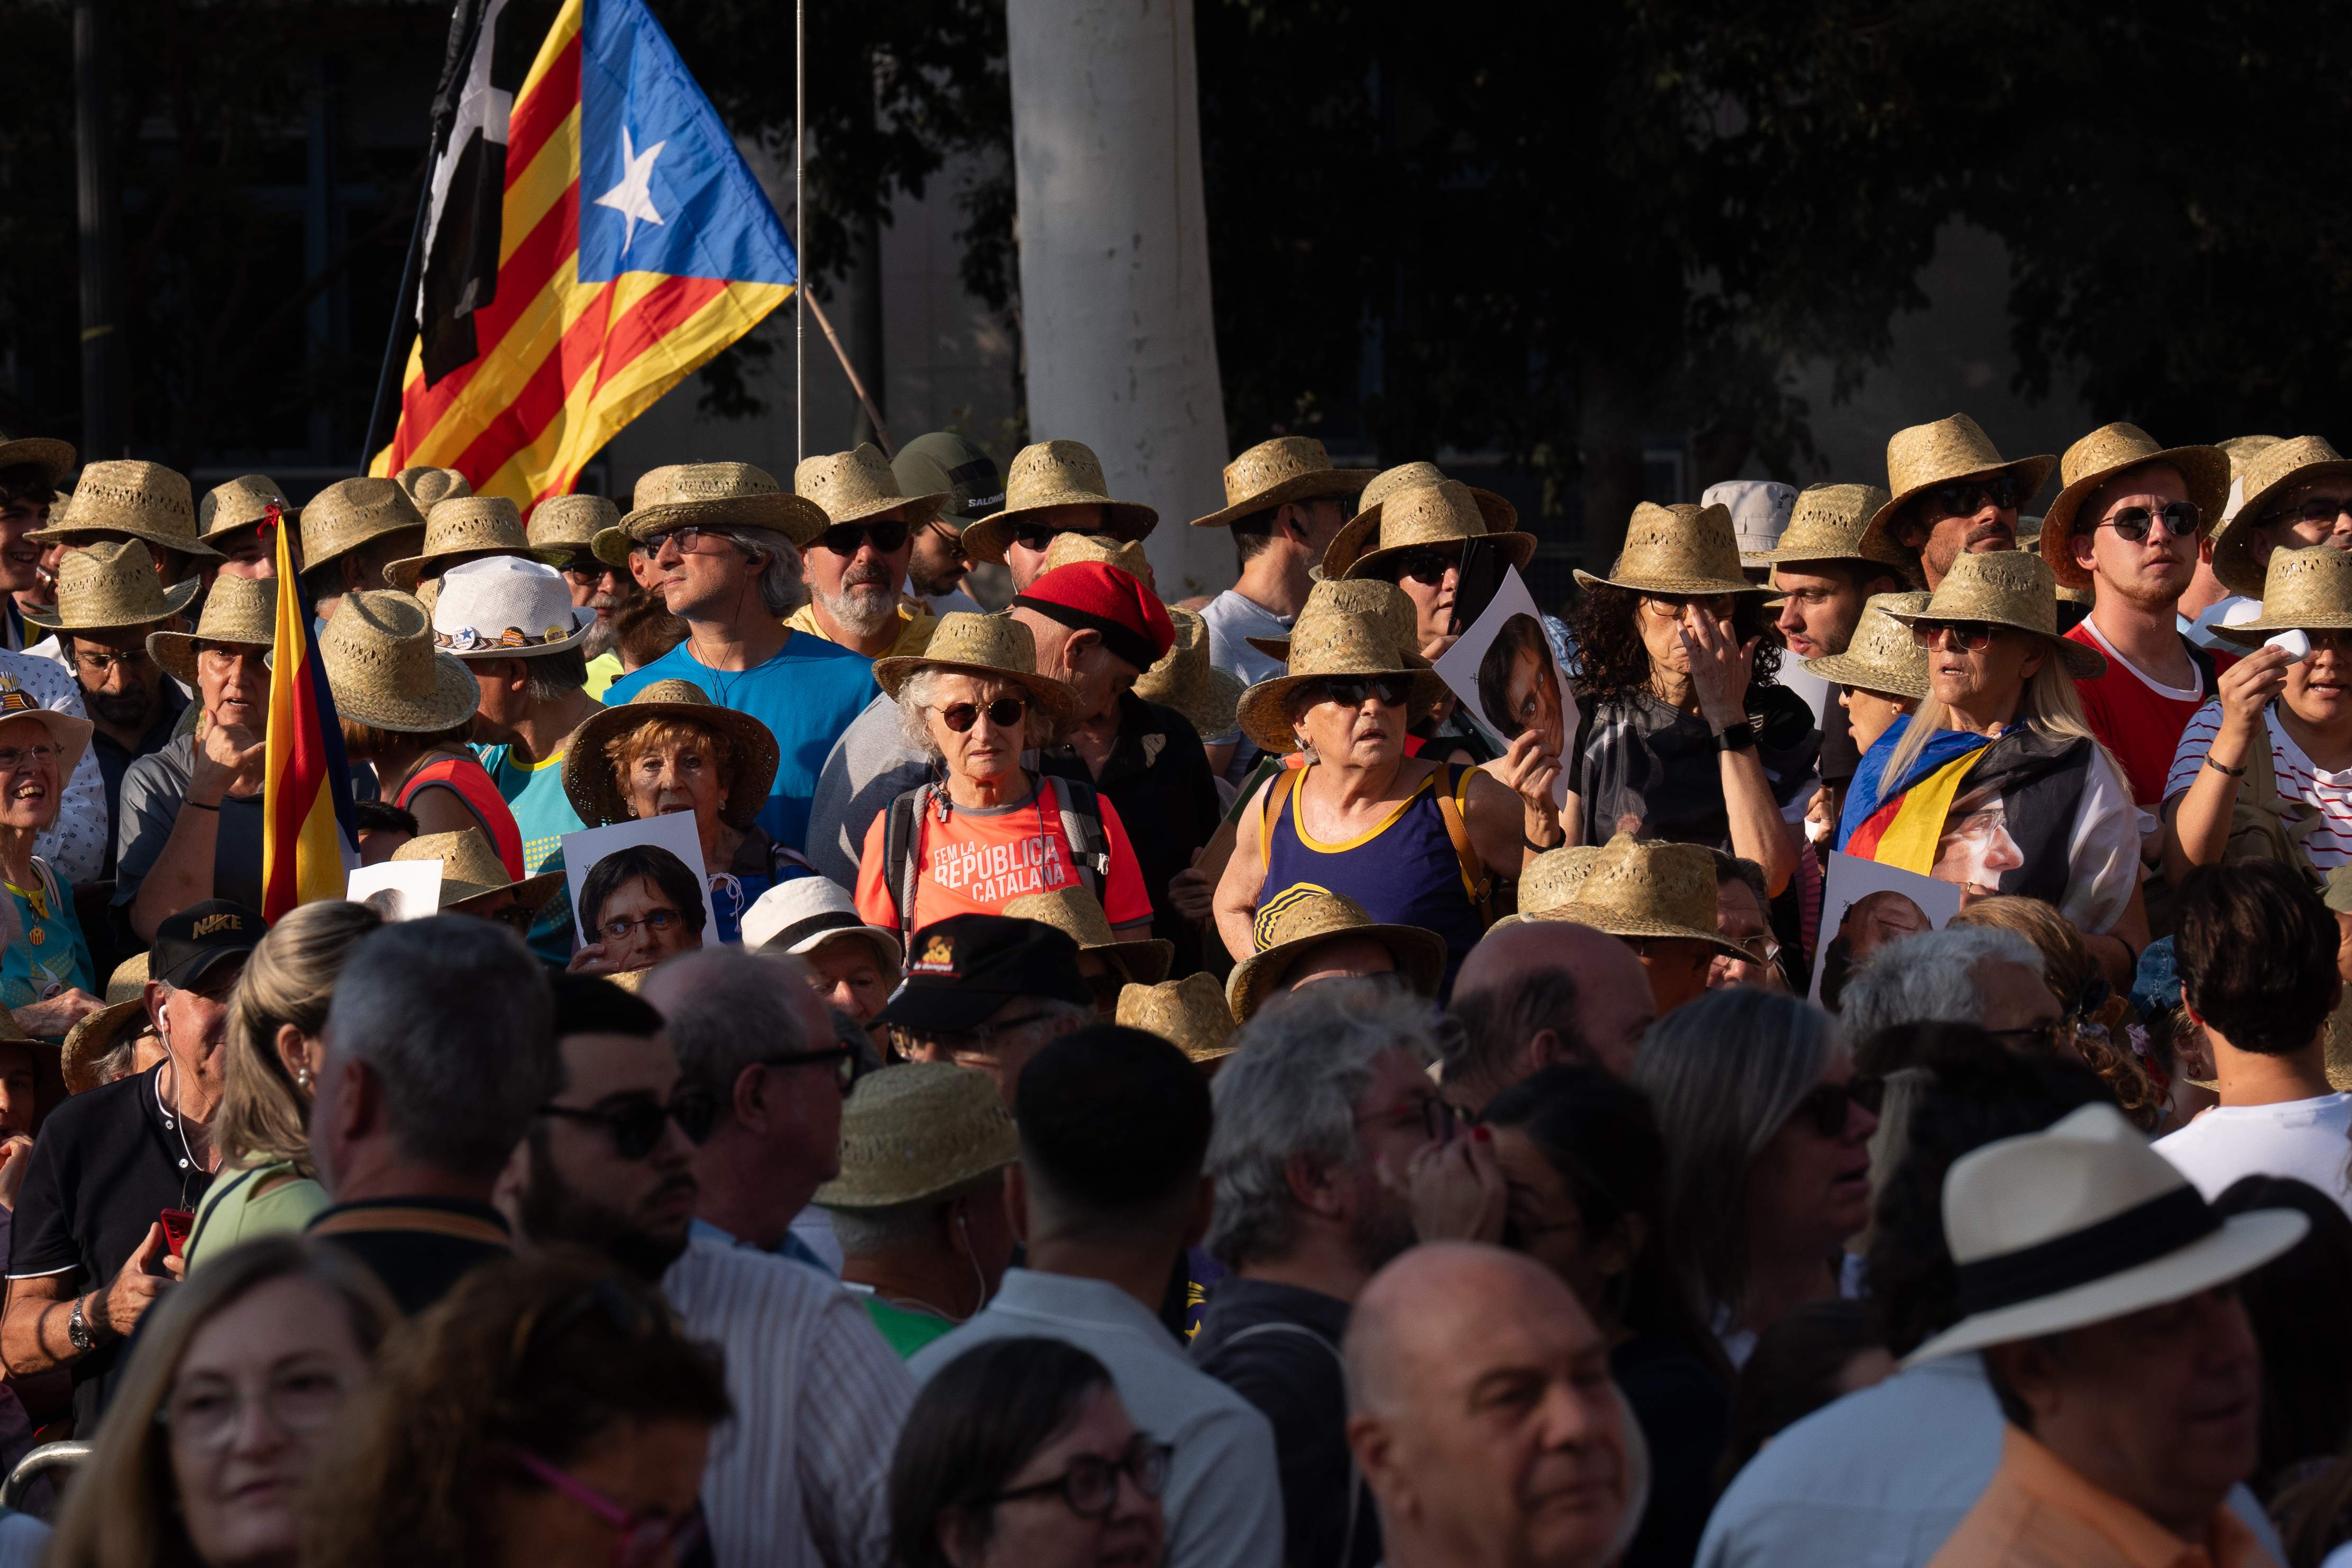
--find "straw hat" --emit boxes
[0,431,75,489]
[1234,579,1450,754]
[2209,547,2352,644]
[147,573,276,684]
[105,952,148,1005]
[1574,502,1771,598]
[1326,479,1538,582]
[1515,845,1606,916]
[1041,531,1154,583]
[431,556,594,656]
[389,827,562,912]
[1866,414,2057,544]
[1878,550,2106,680]
[528,493,620,557]
[35,460,217,558]
[1704,480,1798,566]
[1800,592,1933,700]
[197,475,297,544]
[383,496,530,590]
[563,678,780,831]
[871,612,1078,720]
[1117,972,1239,1067]
[1227,887,1446,1023]
[1901,1104,2305,1368]
[1527,835,1749,960]
[62,998,151,1095]
[2212,436,2352,598]
[1002,885,1174,984]
[1189,436,1376,530]
[813,1061,1020,1209]
[2035,424,2230,591]
[21,539,198,632]
[603,463,829,567]
[1351,461,1516,534]
[795,443,948,528]
[395,466,472,509]
[739,876,902,971]
[301,477,427,573]
[962,441,1159,563]
[1135,607,1242,740]
[0,678,93,783]
[318,590,481,733]
[1243,576,1425,664]
[1759,483,1910,579]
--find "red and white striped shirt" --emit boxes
[2165,700,2352,870]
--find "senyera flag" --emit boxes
[370,0,798,505]
[260,512,360,921]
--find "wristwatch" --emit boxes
[1714,720,1758,753]
[67,1297,93,1353]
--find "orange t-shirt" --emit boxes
[855,783,1154,932]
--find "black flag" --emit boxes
[417,0,531,386]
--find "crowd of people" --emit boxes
[0,410,2334,1566]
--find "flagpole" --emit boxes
[794,0,805,467]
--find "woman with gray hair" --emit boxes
[1632,987,1877,1368]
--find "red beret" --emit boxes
[1013,561,1176,670]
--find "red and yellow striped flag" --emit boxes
[260,513,359,920]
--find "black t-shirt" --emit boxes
[1568,685,1820,849]
[1816,686,1862,790]
[1612,1333,1733,1568]
[8,1061,213,1429]
[306,1197,514,1316]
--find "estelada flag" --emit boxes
[370,0,797,503]
[260,514,360,921]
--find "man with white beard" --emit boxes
[788,445,944,659]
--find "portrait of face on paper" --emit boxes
[1810,851,1963,1011]
[1433,567,1575,807]
[560,811,721,972]
[344,860,444,922]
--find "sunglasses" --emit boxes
[2268,495,2352,529]
[2094,502,2200,542]
[1910,619,2001,653]
[936,696,1029,732]
[1011,523,1111,553]
[537,1087,720,1157]
[1389,546,1462,587]
[483,903,539,936]
[816,518,910,556]
[1308,675,1412,709]
[1790,1076,1884,1139]
[1924,476,2026,516]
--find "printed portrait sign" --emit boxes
[1810,851,1964,1011]
[1432,566,1576,808]
[345,860,444,922]
[559,812,722,969]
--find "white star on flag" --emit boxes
[593,126,667,255]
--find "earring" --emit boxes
[295,1068,313,1089]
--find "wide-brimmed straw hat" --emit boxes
[1575,502,1771,598]
[383,496,531,590]
[1243,576,1425,664]
[1118,972,1239,1067]
[563,678,781,831]
[1041,531,1153,583]
[1227,887,1445,1023]
[197,475,298,544]
[2036,424,2231,592]
[1350,461,1517,535]
[2210,547,2352,644]
[2212,436,2352,599]
[1003,885,1173,984]
[1190,436,1376,530]
[813,1062,1020,1209]
[1514,845,1606,918]
[301,477,427,573]
[318,590,480,734]
[1136,607,1242,740]
[1880,550,2106,680]
[1802,591,1934,700]
[739,876,903,971]
[0,431,75,488]
[797,443,948,529]
[1326,479,1538,583]
[601,463,829,568]
[431,556,594,656]
[1902,1103,2307,1367]
[1704,480,1799,567]
[1527,835,1748,961]
[147,573,275,684]
[1234,579,1449,755]
[22,539,198,631]
[395,466,472,510]
[35,461,217,558]
[1760,483,1910,579]
[962,441,1159,563]
[527,494,620,557]
[63,998,151,1094]
[390,827,563,912]
[872,612,1078,720]
[1866,414,2057,545]
[0,678,93,783]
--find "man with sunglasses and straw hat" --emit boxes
[788,444,951,660]
[525,492,627,698]
[961,438,1160,593]
[2210,435,2352,608]
[296,475,428,623]
[1869,414,2057,591]
[33,459,221,597]
[1191,436,1374,689]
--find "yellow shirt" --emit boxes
[1927,1428,2272,1568]
[783,597,936,658]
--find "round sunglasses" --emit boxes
[935,696,1029,732]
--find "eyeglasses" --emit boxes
[985,1436,1175,1519]
[156,1364,353,1451]
[1910,620,2000,653]
[1356,1094,1462,1145]
[1390,546,1462,587]
[2094,502,2200,542]
[598,908,684,943]
[935,696,1029,732]
[655,526,743,558]
[1719,932,1782,967]
[0,743,57,772]
[553,558,603,584]
[816,518,910,556]
[1307,675,1412,709]
[1639,592,1737,621]
[538,1087,720,1156]
[1983,1016,2077,1055]
[1789,1076,1884,1139]
[2267,496,2352,530]
[74,647,153,674]
[760,1046,862,1093]
[512,1448,707,1568]
[1924,477,2026,517]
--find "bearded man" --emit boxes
[788,445,942,659]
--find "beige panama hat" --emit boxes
[1190,436,1376,530]
[1041,531,1154,584]
[383,495,531,590]
[395,466,472,510]
[1878,549,2106,680]
[147,573,275,684]
[2212,436,2352,598]
[390,827,563,912]
[198,475,298,546]
[1003,884,1174,985]
[1527,835,1748,961]
[63,997,152,1094]
[1801,592,1933,700]
[797,443,948,528]
[813,1061,1020,1209]
[871,611,1078,720]
[1326,479,1538,582]
[1866,414,2057,545]
[301,477,427,574]
[1227,887,1446,1023]
[1118,971,1240,1067]
[1234,579,1450,755]
[2035,424,2230,591]
[962,441,1159,563]
[1760,483,1911,580]
[563,678,781,831]
[22,539,198,632]
[36,460,217,559]
[528,493,620,557]
[0,430,75,488]
[0,676,92,784]
[1901,1104,2306,1368]
[1575,501,1771,598]
[318,590,480,733]
[2211,546,2352,644]
[1136,607,1243,740]
[1350,461,1517,534]
[603,463,829,567]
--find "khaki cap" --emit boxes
[1326,479,1536,582]
[2037,424,2230,591]
[1227,887,1446,1023]
[1575,502,1772,598]
[1866,414,2057,545]
[1190,436,1375,530]
[147,573,277,684]
[795,443,948,528]
[22,539,198,632]
[1878,549,2106,680]
[301,477,427,574]
[1118,972,1239,1067]
[1801,592,1933,701]
[36,460,218,558]
[871,612,1079,721]
[563,679,781,832]
[813,1062,1019,1209]
[962,441,1158,564]
[383,496,531,591]
[1002,884,1174,985]
[389,827,562,912]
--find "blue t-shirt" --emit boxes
[605,634,877,854]
[474,741,587,875]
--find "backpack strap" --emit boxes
[1046,776,1110,896]
[883,785,934,946]
[1433,764,1493,922]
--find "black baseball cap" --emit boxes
[150,900,264,989]
[875,912,1091,1035]
[893,432,1005,524]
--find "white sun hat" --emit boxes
[429,555,594,657]
[740,877,903,974]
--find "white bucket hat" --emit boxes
[740,877,903,973]
[1703,479,1798,566]
[430,556,594,657]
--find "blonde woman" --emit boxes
[185,901,384,1266]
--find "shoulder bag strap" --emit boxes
[1260,764,1306,871]
[1433,764,1492,919]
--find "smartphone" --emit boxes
[159,1208,194,1259]
[1450,536,1505,636]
